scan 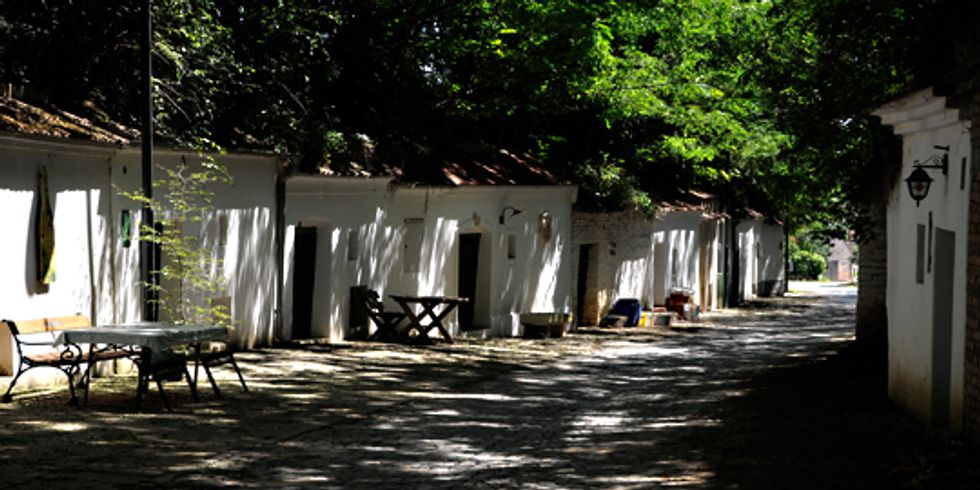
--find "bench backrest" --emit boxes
[352,286,387,314]
[4,315,92,335]
[1,316,92,375]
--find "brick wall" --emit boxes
[948,26,980,439]
[962,99,980,440]
[856,202,887,344]
[571,210,656,325]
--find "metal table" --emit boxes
[56,323,228,409]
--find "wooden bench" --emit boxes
[1,316,132,405]
[351,286,408,341]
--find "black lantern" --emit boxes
[905,145,949,207]
[905,167,933,207]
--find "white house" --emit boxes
[282,167,577,341]
[570,193,725,326]
[652,206,725,311]
[735,214,786,300]
[826,239,857,282]
[0,97,280,387]
[875,87,972,431]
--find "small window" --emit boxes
[216,213,229,275]
[347,229,359,261]
[916,224,925,284]
[507,234,517,259]
[671,248,680,282]
[217,213,229,247]
[403,218,424,273]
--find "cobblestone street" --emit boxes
[0,283,967,489]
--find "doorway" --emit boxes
[653,242,668,306]
[292,226,318,339]
[699,243,709,311]
[458,233,481,330]
[931,227,955,428]
[576,244,598,326]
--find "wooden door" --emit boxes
[292,226,318,339]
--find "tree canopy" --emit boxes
[0,0,960,232]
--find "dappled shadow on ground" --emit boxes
[0,288,966,488]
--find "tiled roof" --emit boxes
[438,149,568,186]
[0,97,135,144]
[657,189,723,216]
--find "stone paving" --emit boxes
[0,283,961,489]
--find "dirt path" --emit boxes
[0,284,970,488]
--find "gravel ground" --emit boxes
[0,283,974,489]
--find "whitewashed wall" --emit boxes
[113,149,279,348]
[283,176,576,340]
[735,219,785,301]
[877,89,971,430]
[758,221,786,296]
[0,137,278,388]
[736,220,759,301]
[653,211,711,307]
[0,137,115,325]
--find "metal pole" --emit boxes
[140,0,157,321]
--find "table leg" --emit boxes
[82,344,95,407]
[192,343,201,390]
[395,301,425,342]
[414,302,458,343]
[431,304,458,343]
[135,348,153,410]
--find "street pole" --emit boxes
[140,0,157,321]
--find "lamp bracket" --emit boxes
[499,205,523,225]
[913,147,949,176]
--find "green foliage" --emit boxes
[757,0,954,234]
[120,157,233,327]
[0,1,962,233]
[790,248,826,280]
[789,231,831,279]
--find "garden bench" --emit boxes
[1,316,132,405]
[194,342,249,398]
[351,286,407,341]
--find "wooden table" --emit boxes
[56,323,228,409]
[389,295,469,344]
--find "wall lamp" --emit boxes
[905,145,949,207]
[499,206,523,224]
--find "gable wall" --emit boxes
[283,178,576,340]
[883,111,971,430]
[0,140,279,388]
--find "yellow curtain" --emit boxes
[36,166,56,291]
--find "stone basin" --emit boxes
[519,313,573,338]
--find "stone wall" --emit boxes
[856,202,887,345]
[948,26,980,441]
[571,210,656,325]
[962,99,980,440]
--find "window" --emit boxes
[347,229,359,261]
[217,213,229,247]
[216,213,229,275]
[403,218,424,273]
[916,224,925,284]
[671,248,680,283]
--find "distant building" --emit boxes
[825,239,857,282]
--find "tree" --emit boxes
[0,0,959,237]
[121,155,233,327]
